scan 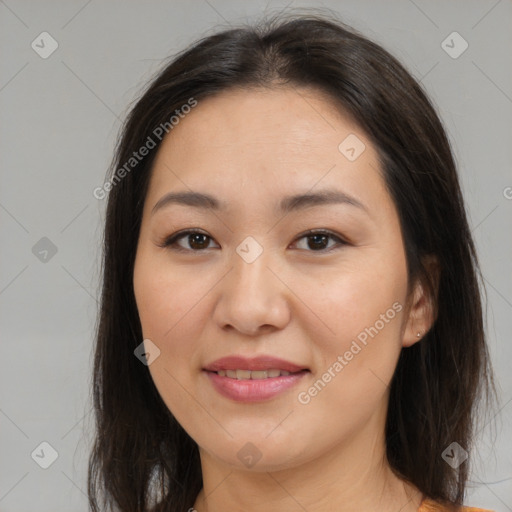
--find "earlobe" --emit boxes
[402,255,440,348]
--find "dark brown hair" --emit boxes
[88,11,495,512]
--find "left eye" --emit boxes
[292,230,347,252]
[159,229,347,253]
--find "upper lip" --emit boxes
[203,355,308,373]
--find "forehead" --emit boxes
[145,87,389,218]
[164,86,360,152]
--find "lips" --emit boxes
[203,355,310,402]
[203,355,308,374]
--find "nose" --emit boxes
[212,248,291,336]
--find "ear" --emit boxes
[402,255,440,348]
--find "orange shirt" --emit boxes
[419,497,494,511]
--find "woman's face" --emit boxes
[133,87,422,472]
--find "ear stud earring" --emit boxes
[417,332,421,338]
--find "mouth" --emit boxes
[203,368,309,402]
[203,355,310,402]
[203,355,309,374]
[202,355,310,402]
[208,368,305,380]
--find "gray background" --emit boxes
[1,0,511,510]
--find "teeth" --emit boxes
[250,370,268,379]
[236,369,252,380]
[216,369,295,379]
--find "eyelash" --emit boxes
[158,229,348,254]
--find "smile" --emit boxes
[204,369,309,402]
[214,369,295,379]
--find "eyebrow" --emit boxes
[151,189,368,215]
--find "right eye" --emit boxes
[159,229,219,252]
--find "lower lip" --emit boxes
[204,370,309,402]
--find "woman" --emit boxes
[88,12,496,512]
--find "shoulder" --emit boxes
[419,498,495,512]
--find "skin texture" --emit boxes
[133,87,436,512]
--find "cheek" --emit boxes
[306,257,406,345]
[297,256,407,402]
[133,251,208,342]
[290,299,404,448]
[133,252,211,420]
[132,253,216,419]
